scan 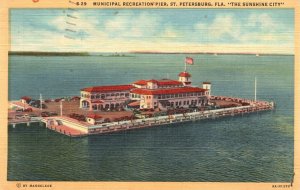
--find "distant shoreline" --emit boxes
[8,51,293,56]
[130,51,294,56]
[9,51,90,56]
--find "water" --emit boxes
[8,54,294,181]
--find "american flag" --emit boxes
[185,57,194,65]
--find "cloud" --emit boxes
[193,12,293,50]
[104,12,161,39]
[10,10,294,54]
[247,13,276,30]
[195,14,241,42]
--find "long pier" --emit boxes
[8,117,43,128]
[8,96,274,137]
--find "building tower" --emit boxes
[202,82,211,96]
[178,71,192,86]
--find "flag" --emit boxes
[185,57,194,65]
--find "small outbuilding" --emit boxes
[86,113,104,125]
[20,96,32,104]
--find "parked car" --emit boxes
[29,100,40,107]
[15,115,23,119]
[69,113,85,121]
[40,104,47,109]
[41,111,50,117]
[15,109,23,112]
[55,98,63,102]
[49,112,58,116]
[23,108,33,112]
[44,99,52,103]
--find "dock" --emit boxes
[8,96,274,137]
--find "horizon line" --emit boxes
[8,51,294,56]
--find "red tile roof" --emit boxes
[133,80,148,85]
[71,96,80,100]
[133,79,183,86]
[81,85,133,93]
[21,96,32,101]
[131,87,206,95]
[178,72,191,77]
[128,101,140,107]
[86,113,103,119]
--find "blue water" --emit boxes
[8,54,294,181]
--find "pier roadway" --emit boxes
[41,116,91,137]
[8,96,274,137]
[86,103,273,136]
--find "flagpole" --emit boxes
[254,77,257,101]
[184,57,187,72]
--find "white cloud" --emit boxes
[247,13,276,30]
[193,12,293,53]
[104,12,161,38]
[195,14,241,40]
[11,11,294,54]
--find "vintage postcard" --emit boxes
[0,0,299,189]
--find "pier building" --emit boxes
[80,71,210,111]
[80,85,133,111]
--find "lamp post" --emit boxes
[60,100,63,116]
[40,93,43,111]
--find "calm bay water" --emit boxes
[8,54,294,181]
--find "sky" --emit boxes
[10,9,294,54]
